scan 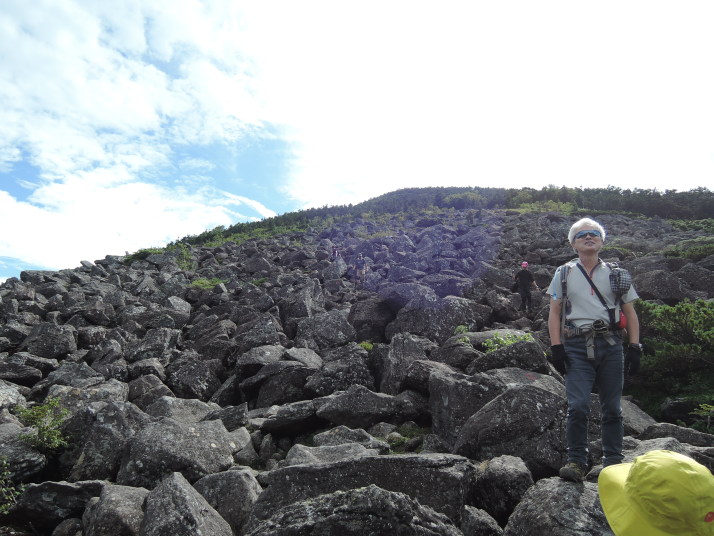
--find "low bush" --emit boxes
[628,300,714,421]
[482,333,535,353]
[14,398,69,453]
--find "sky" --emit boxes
[1,1,713,282]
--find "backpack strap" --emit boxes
[559,261,576,338]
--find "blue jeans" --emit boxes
[564,334,624,467]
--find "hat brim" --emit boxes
[598,463,677,536]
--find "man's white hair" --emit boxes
[568,218,606,244]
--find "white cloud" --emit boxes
[236,1,714,208]
[0,181,245,270]
[0,0,274,274]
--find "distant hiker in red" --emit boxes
[513,261,538,312]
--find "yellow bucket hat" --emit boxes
[598,450,714,536]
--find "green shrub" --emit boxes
[190,278,227,290]
[0,456,24,516]
[251,277,268,286]
[167,242,195,271]
[14,399,69,452]
[667,218,714,233]
[358,341,374,351]
[663,237,714,261]
[690,403,714,433]
[518,200,577,214]
[123,247,164,265]
[453,325,468,335]
[482,333,534,353]
[628,300,714,420]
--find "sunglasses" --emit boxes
[574,229,602,240]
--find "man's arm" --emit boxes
[622,301,640,345]
[548,297,562,345]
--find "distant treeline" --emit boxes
[174,186,714,247]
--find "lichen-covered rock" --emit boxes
[305,342,374,397]
[316,385,427,429]
[246,484,462,536]
[116,418,235,488]
[139,472,232,536]
[249,454,477,525]
[503,478,612,536]
[10,480,105,534]
[454,384,567,479]
[472,455,533,526]
[82,484,149,536]
[193,468,262,535]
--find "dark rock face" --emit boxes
[249,454,477,525]
[139,472,232,536]
[1,208,711,535]
[504,478,613,535]
[246,484,462,536]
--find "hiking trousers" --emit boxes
[563,333,624,468]
[518,288,532,311]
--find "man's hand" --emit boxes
[625,345,642,376]
[549,344,568,375]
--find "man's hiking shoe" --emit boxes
[559,462,587,482]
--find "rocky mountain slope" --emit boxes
[1,209,712,535]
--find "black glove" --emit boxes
[549,344,568,375]
[625,345,642,376]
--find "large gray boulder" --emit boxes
[503,478,612,535]
[316,385,428,429]
[126,328,181,363]
[10,480,105,534]
[193,468,262,535]
[294,309,357,351]
[380,333,434,395]
[0,421,47,482]
[461,506,504,536]
[22,322,77,359]
[472,455,533,526]
[67,400,153,482]
[139,472,232,536]
[347,296,395,343]
[82,484,149,536]
[304,342,374,397]
[164,352,223,401]
[28,361,104,402]
[313,425,390,453]
[249,454,477,525]
[454,384,567,479]
[239,361,313,408]
[259,399,328,436]
[428,370,506,447]
[246,484,462,536]
[0,378,26,410]
[632,270,694,305]
[116,418,235,488]
[638,422,714,447]
[284,443,379,466]
[144,396,219,424]
[465,339,549,375]
[386,295,489,344]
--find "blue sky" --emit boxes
[1,1,713,282]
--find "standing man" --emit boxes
[513,261,539,312]
[353,253,368,287]
[547,218,642,482]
